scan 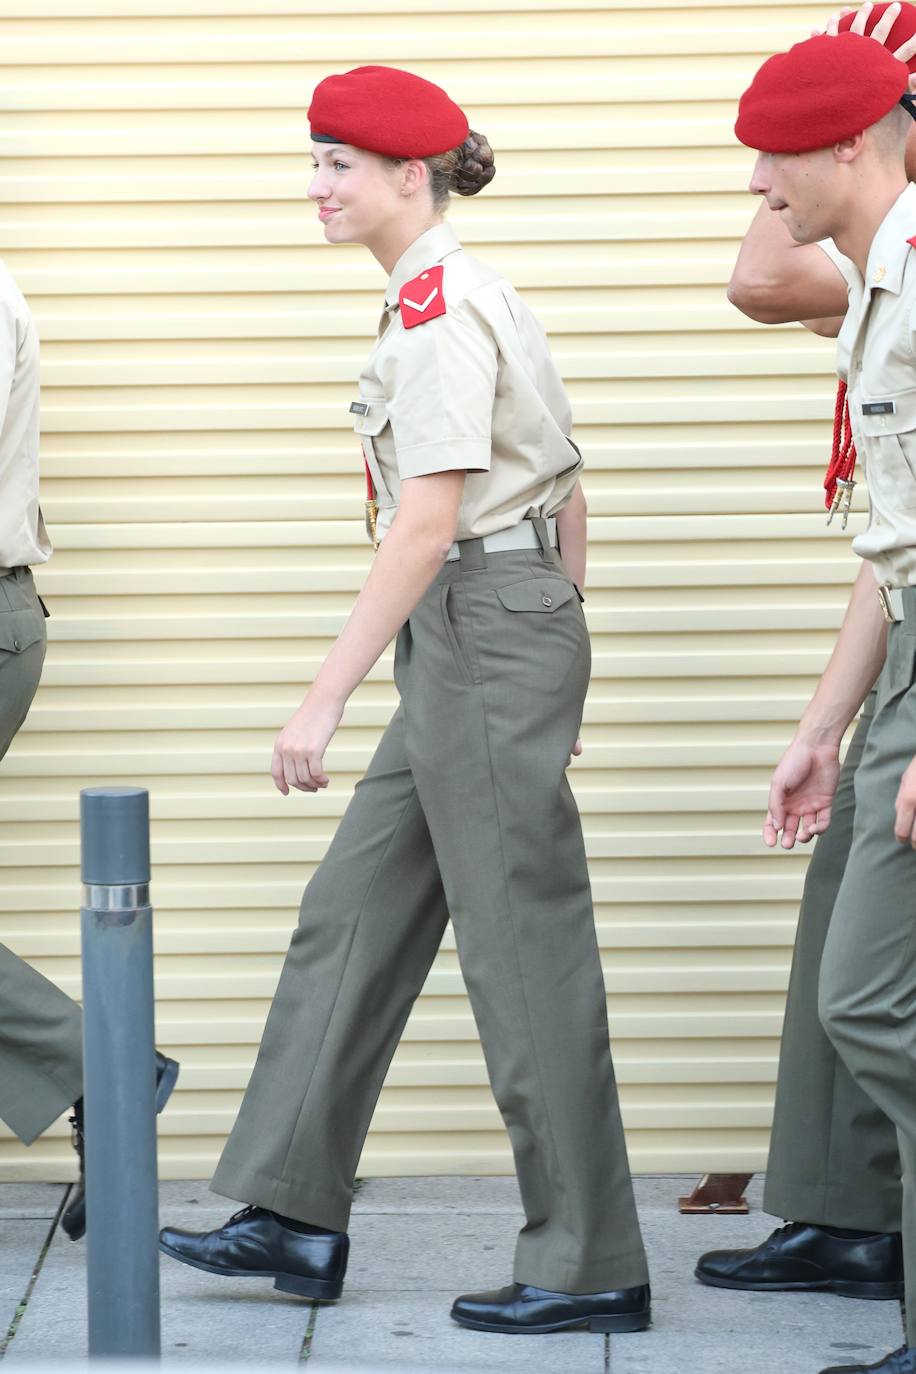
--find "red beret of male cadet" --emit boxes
[735,32,908,153]
[839,1,916,72]
[308,65,470,159]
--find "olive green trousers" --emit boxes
[213,536,650,1295]
[817,594,916,1341]
[764,691,903,1235]
[0,567,83,1144]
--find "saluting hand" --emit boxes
[894,756,916,847]
[764,740,841,849]
[271,693,344,795]
[819,0,916,64]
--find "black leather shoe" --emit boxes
[819,1346,916,1373]
[450,1281,651,1334]
[159,1206,348,1300]
[60,1051,180,1242]
[696,1222,903,1300]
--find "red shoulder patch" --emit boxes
[399,265,446,329]
[908,235,916,250]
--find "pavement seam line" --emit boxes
[298,1301,320,1362]
[604,1332,612,1374]
[0,1185,70,1360]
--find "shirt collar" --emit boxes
[862,182,916,297]
[384,222,463,308]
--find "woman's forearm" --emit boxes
[796,559,888,748]
[556,480,587,590]
[307,474,465,710]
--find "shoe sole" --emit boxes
[158,1239,343,1301]
[450,1309,651,1334]
[694,1267,904,1301]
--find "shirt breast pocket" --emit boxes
[352,398,393,504]
[858,389,916,512]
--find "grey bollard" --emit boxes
[80,787,161,1359]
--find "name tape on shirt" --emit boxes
[349,401,370,416]
[861,401,897,415]
[399,265,446,329]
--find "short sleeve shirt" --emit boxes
[822,185,916,587]
[352,223,583,544]
[0,259,49,569]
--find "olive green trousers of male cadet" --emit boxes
[763,689,904,1235]
[0,567,83,1145]
[212,533,651,1295]
[765,592,916,1344]
[816,591,916,1343]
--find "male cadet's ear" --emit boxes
[834,130,868,162]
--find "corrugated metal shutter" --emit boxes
[0,0,849,1182]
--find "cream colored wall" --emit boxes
[0,0,851,1182]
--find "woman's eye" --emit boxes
[334,162,349,172]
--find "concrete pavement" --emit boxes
[0,1176,904,1370]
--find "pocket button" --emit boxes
[12,639,20,651]
[541,594,553,607]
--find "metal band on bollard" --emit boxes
[80,787,161,1359]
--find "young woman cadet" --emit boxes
[159,64,650,1337]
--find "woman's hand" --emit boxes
[764,739,841,849]
[568,737,583,766]
[894,755,916,846]
[271,692,345,795]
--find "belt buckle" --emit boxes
[877,584,896,624]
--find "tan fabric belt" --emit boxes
[444,517,557,563]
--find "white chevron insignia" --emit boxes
[402,287,439,313]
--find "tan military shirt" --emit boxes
[352,222,583,544]
[0,259,49,570]
[820,185,916,586]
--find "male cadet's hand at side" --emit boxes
[894,756,916,847]
[764,740,841,850]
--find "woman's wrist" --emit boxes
[301,675,348,716]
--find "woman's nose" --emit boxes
[308,171,329,202]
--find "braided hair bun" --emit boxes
[450,130,495,196]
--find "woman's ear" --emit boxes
[400,158,430,197]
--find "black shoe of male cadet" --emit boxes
[450,1281,651,1333]
[159,1206,349,1300]
[819,1346,916,1374]
[60,1050,180,1242]
[696,1222,904,1300]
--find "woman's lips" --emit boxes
[319,207,341,221]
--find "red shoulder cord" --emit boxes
[824,378,856,514]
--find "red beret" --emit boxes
[735,32,908,152]
[308,65,470,159]
[839,1,916,72]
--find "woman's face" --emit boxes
[308,142,403,245]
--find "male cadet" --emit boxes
[695,1,916,1310]
[718,25,916,1374]
[0,256,178,1240]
